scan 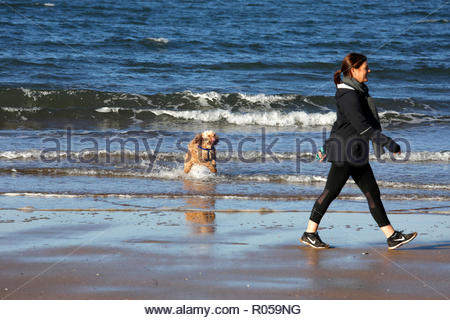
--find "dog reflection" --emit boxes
[183,180,216,234]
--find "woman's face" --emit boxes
[351,61,370,83]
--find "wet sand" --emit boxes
[0,196,449,300]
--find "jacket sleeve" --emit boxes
[339,91,400,153]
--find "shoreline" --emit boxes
[0,196,448,300]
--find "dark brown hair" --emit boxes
[333,52,367,85]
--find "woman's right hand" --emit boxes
[390,139,401,157]
[387,139,401,153]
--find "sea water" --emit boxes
[0,0,448,213]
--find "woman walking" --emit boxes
[301,52,417,250]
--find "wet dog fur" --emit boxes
[184,130,219,174]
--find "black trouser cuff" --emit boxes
[309,206,324,224]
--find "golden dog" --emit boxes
[184,130,219,174]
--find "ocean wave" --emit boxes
[234,174,449,191]
[0,88,448,127]
[92,106,449,127]
[1,149,449,163]
[399,151,450,162]
[1,150,449,163]
[1,191,449,204]
[1,167,448,191]
[146,108,336,126]
[380,111,450,125]
[144,37,169,44]
[416,19,448,24]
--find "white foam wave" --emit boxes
[86,91,447,126]
[20,88,52,100]
[417,19,448,24]
[1,192,79,198]
[1,164,449,192]
[95,107,121,113]
[377,180,450,190]
[246,174,449,191]
[237,93,296,104]
[303,97,330,111]
[394,151,450,162]
[1,149,449,163]
[370,151,450,162]
[89,106,447,127]
[33,2,55,7]
[379,110,443,124]
[189,91,224,107]
[145,37,169,44]
[0,149,159,162]
[185,164,217,180]
[99,169,450,190]
[2,192,448,203]
[188,91,296,108]
[1,107,41,112]
[0,150,42,160]
[235,174,327,184]
[147,108,336,126]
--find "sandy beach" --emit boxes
[0,195,448,300]
[1,0,449,307]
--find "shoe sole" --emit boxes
[300,239,329,249]
[388,232,417,250]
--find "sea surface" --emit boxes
[0,0,449,213]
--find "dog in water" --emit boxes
[184,130,219,174]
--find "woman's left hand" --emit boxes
[318,151,327,162]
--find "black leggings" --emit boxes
[309,162,391,227]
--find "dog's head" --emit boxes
[193,130,219,149]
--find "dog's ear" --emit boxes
[213,135,219,145]
[193,133,203,145]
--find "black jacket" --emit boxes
[325,84,400,165]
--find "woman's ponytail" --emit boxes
[333,69,342,85]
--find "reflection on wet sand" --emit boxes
[304,247,320,267]
[183,179,216,234]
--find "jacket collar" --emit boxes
[337,83,355,90]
